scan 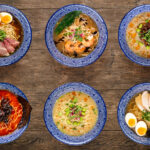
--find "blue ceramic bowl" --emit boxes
[118,5,150,66]
[44,82,107,145]
[0,5,32,66]
[45,4,108,67]
[0,82,30,144]
[118,83,150,145]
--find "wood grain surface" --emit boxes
[0,0,150,150]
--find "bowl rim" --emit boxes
[118,4,150,66]
[117,82,150,145]
[0,82,30,144]
[43,82,107,145]
[0,4,32,67]
[45,4,108,67]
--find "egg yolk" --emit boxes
[128,119,136,127]
[137,127,146,136]
[1,15,11,24]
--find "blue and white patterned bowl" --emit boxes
[118,83,150,145]
[118,5,150,66]
[44,82,107,145]
[0,82,30,144]
[0,5,32,66]
[45,4,108,67]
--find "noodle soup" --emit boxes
[126,12,150,58]
[0,12,23,57]
[125,91,150,137]
[53,11,99,58]
[53,91,98,136]
[0,90,32,136]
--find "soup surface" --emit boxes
[53,91,98,136]
[53,11,99,58]
[126,12,150,58]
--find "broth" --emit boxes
[53,91,98,136]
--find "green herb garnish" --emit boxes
[138,24,143,29]
[92,108,97,115]
[72,127,77,130]
[58,112,62,116]
[142,29,150,44]
[54,11,81,35]
[64,98,86,126]
[0,30,6,41]
[142,111,150,121]
[71,97,78,104]
[137,21,150,46]
[145,19,149,23]
[74,26,83,42]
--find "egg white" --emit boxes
[135,121,147,136]
[125,113,137,128]
[0,12,13,24]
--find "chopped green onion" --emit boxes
[93,108,97,115]
[82,108,86,112]
[73,121,80,125]
[142,111,150,121]
[73,98,78,104]
[138,24,143,28]
[0,30,6,41]
[136,28,141,33]
[67,120,71,125]
[58,112,62,116]
[81,112,85,116]
[69,103,75,108]
[146,46,150,50]
[65,108,70,112]
[80,117,83,121]
[145,19,149,23]
[136,41,144,46]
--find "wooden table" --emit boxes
[0,0,150,149]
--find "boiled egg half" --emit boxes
[0,12,13,24]
[125,113,137,128]
[135,121,147,136]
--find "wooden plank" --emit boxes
[0,130,149,150]
[0,0,148,9]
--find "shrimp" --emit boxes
[64,41,85,54]
[64,40,75,53]
[82,35,94,47]
[74,42,85,54]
